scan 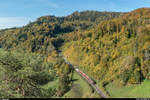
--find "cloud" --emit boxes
[0,17,31,29]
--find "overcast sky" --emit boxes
[0,0,150,29]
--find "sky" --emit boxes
[0,0,150,29]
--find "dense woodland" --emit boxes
[62,8,150,87]
[0,8,150,98]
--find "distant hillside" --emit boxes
[0,11,122,54]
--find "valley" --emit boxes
[0,8,150,98]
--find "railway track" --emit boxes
[58,51,106,98]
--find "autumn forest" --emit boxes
[0,8,150,98]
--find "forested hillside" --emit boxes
[0,11,121,54]
[62,8,150,84]
[61,8,150,97]
[0,8,150,98]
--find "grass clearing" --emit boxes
[106,79,150,98]
[63,71,99,98]
[41,79,58,97]
[42,79,58,90]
